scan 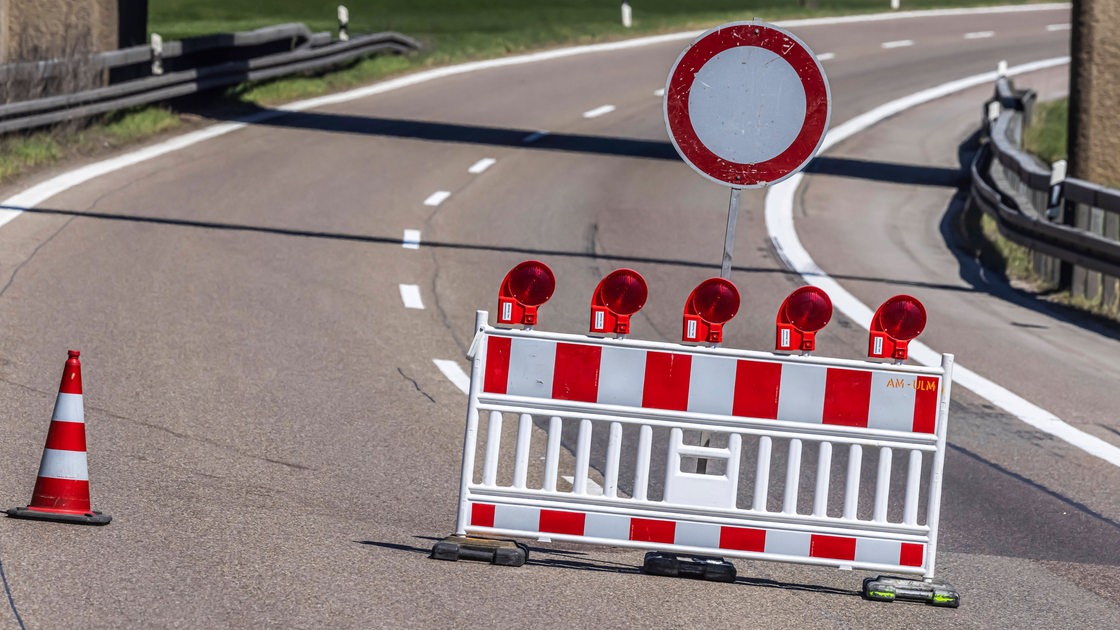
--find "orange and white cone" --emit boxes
[7,350,111,525]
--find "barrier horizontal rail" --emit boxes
[0,24,420,135]
[974,76,1120,281]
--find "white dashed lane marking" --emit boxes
[654,88,665,97]
[433,359,470,394]
[469,158,496,174]
[399,284,424,310]
[402,229,421,249]
[964,31,995,39]
[1046,23,1070,31]
[881,40,914,49]
[582,105,616,118]
[424,191,451,206]
[817,52,836,61]
[523,131,549,144]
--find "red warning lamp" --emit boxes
[497,260,556,327]
[775,286,833,353]
[590,269,648,336]
[868,295,927,361]
[682,278,740,344]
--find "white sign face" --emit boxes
[664,22,831,189]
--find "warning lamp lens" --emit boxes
[599,269,648,315]
[507,261,555,306]
[692,278,740,324]
[878,295,927,341]
[784,286,832,332]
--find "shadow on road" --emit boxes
[195,104,963,188]
[358,537,858,596]
[0,203,979,296]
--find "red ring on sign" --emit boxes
[664,22,830,188]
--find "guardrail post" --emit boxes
[150,34,164,76]
[338,5,350,42]
[1046,160,1067,221]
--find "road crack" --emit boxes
[398,367,436,403]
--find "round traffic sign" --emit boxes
[664,22,831,189]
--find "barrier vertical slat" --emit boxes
[574,418,592,494]
[925,354,955,579]
[783,439,802,514]
[634,425,652,501]
[873,447,893,522]
[844,444,862,520]
[813,441,832,517]
[903,449,923,525]
[604,422,623,498]
[454,311,488,535]
[483,411,503,486]
[544,416,562,492]
[753,436,772,512]
[513,413,532,489]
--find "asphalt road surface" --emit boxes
[3,4,1118,628]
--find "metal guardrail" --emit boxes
[0,23,420,134]
[970,76,1120,308]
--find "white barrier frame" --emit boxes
[453,311,954,580]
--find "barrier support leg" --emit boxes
[431,535,529,567]
[861,575,960,608]
[641,551,736,583]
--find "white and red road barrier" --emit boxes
[7,350,110,525]
[434,288,958,605]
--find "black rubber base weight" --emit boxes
[642,551,736,583]
[6,506,112,526]
[862,575,960,608]
[430,535,528,567]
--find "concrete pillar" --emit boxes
[1068,0,1120,186]
[0,0,117,62]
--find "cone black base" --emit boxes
[6,506,111,526]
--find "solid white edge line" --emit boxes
[469,158,496,174]
[433,359,470,395]
[399,284,424,309]
[765,56,1120,469]
[424,191,451,206]
[402,228,421,249]
[583,105,617,118]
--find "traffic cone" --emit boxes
[7,350,111,525]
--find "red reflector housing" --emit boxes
[682,278,740,344]
[590,269,648,335]
[869,295,927,361]
[498,260,555,327]
[776,286,832,352]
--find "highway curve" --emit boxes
[2,4,1118,628]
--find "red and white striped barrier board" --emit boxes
[451,312,954,579]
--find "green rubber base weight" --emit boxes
[862,575,960,608]
[430,535,528,567]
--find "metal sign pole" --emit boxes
[697,187,742,475]
[720,188,741,280]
